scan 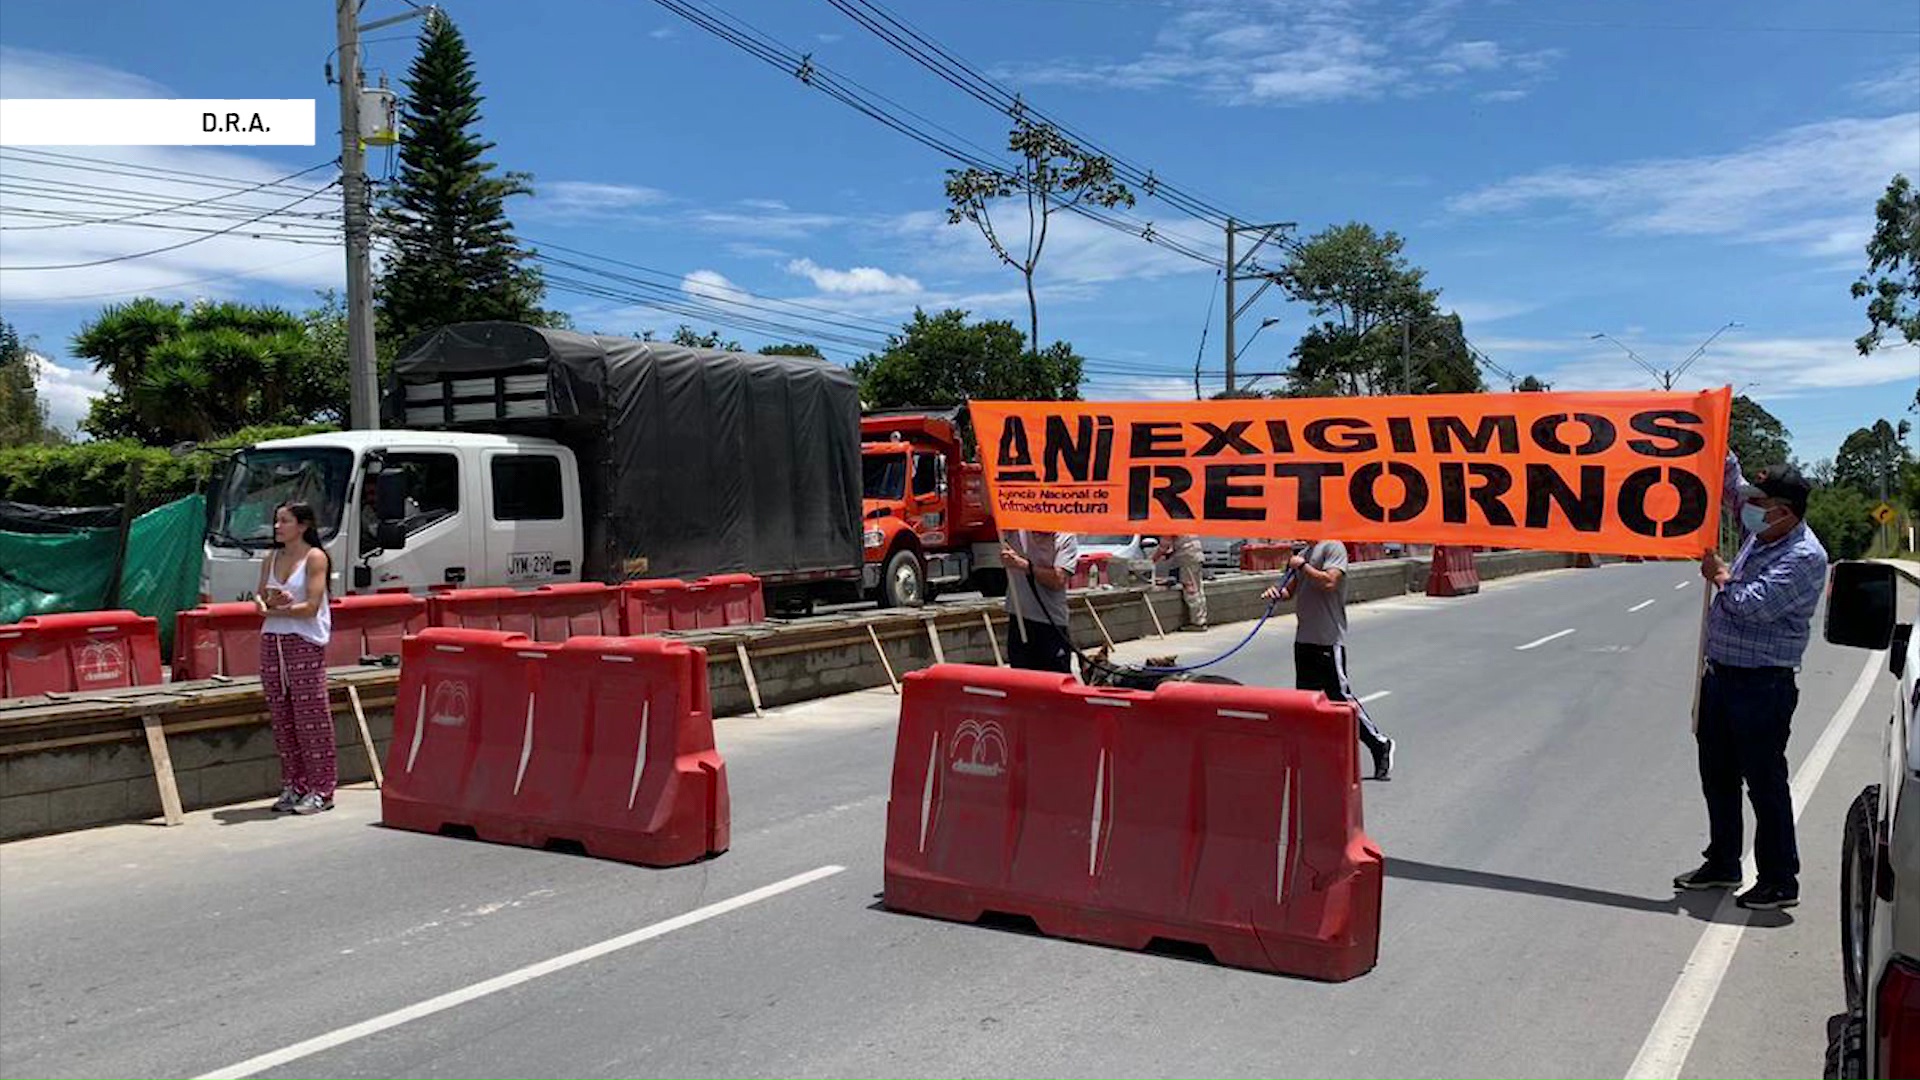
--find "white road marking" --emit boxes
[193,865,847,1080]
[1675,582,1692,591]
[1629,600,1657,613]
[1357,690,1392,704]
[1625,651,1884,1079]
[1516,629,1576,651]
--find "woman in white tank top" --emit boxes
[256,503,337,814]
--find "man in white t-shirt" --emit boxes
[1264,539,1396,780]
[1000,529,1079,673]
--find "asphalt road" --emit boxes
[0,563,1904,1079]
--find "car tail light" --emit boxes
[1878,957,1920,1078]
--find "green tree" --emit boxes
[1729,395,1793,471]
[759,342,824,358]
[669,326,743,352]
[378,11,548,353]
[0,319,57,447]
[1834,419,1913,498]
[73,299,341,444]
[1853,174,1920,355]
[1515,374,1552,392]
[1279,223,1482,395]
[945,118,1134,353]
[852,308,1083,407]
[1805,485,1878,560]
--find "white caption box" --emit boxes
[0,100,317,146]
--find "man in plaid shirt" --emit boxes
[1673,459,1827,911]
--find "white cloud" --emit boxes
[1447,113,1920,256]
[892,204,1212,288]
[784,258,922,295]
[537,181,670,216]
[1850,56,1920,107]
[689,202,842,239]
[681,269,741,304]
[1527,336,1920,396]
[0,48,344,303]
[998,0,1562,106]
[1476,88,1530,103]
[1082,373,1200,402]
[1446,298,1536,324]
[648,27,676,40]
[29,352,111,435]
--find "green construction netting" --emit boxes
[0,494,206,656]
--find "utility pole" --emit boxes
[1223,219,1294,398]
[336,0,380,431]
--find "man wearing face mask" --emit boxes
[1672,462,1827,911]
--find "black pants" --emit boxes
[1008,617,1073,673]
[1294,642,1391,755]
[1696,665,1799,887]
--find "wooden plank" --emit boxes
[346,683,384,789]
[1085,596,1116,651]
[982,612,1004,668]
[140,712,185,826]
[868,624,900,694]
[1143,592,1168,639]
[735,642,766,718]
[925,619,946,665]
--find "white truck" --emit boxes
[201,323,867,612]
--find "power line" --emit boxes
[0,148,339,200]
[0,159,339,231]
[0,180,340,271]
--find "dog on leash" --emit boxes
[1079,645,1242,690]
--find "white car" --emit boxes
[1078,535,1161,586]
[1824,559,1920,1078]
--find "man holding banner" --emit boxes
[1000,529,1079,674]
[1673,463,1825,912]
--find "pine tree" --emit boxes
[0,318,56,447]
[377,12,547,353]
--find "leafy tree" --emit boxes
[378,11,548,353]
[0,319,58,447]
[1515,374,1552,392]
[1805,485,1878,560]
[853,308,1082,407]
[1279,223,1481,395]
[945,118,1134,353]
[669,326,743,352]
[73,299,341,444]
[1853,174,1920,355]
[759,342,824,358]
[1834,418,1913,498]
[1729,395,1793,472]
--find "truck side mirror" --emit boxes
[1825,561,1897,651]
[376,470,410,522]
[935,456,949,496]
[377,520,408,552]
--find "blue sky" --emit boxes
[1,0,1916,465]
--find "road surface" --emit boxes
[0,562,1900,1079]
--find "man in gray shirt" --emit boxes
[1000,530,1079,673]
[1264,539,1396,780]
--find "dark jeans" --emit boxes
[1696,665,1800,887]
[1294,642,1391,756]
[1008,617,1073,673]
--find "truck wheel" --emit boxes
[881,549,925,608]
[1842,785,1881,1015]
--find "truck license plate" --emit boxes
[507,551,554,581]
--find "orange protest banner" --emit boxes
[972,389,1732,558]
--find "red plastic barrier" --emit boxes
[1069,553,1112,590]
[0,611,163,698]
[1427,546,1482,597]
[174,594,428,680]
[381,628,727,867]
[427,583,621,642]
[1239,543,1290,572]
[667,575,766,631]
[884,664,1383,982]
[620,579,686,635]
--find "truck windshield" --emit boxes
[209,447,353,549]
[864,454,907,500]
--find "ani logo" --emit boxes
[949,718,1008,778]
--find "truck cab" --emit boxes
[1824,560,1920,1078]
[202,431,584,603]
[860,408,1004,607]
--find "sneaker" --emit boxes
[292,792,334,816]
[1736,882,1799,910]
[1372,738,1395,781]
[271,787,301,813]
[1673,863,1742,890]
[1178,624,1208,633]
